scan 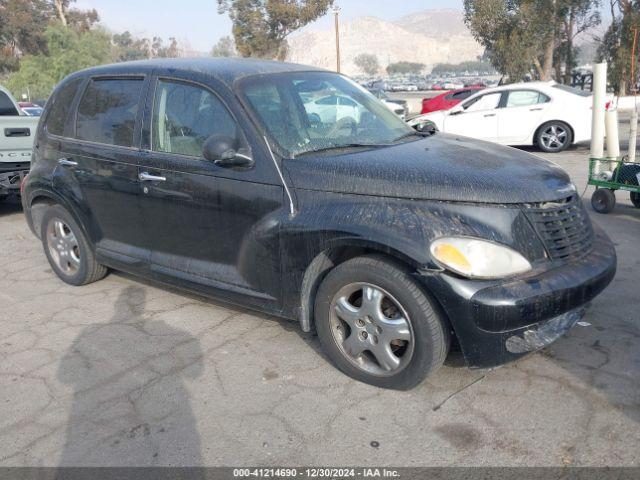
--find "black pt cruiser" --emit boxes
[22,59,616,389]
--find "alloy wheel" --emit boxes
[46,218,81,276]
[329,282,414,376]
[540,124,568,151]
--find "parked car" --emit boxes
[421,86,485,114]
[409,81,593,152]
[0,85,38,202]
[367,89,408,119]
[304,94,363,124]
[22,59,616,389]
[18,101,44,116]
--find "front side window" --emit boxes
[0,91,19,116]
[463,92,502,112]
[47,78,83,136]
[76,78,143,147]
[240,72,413,157]
[506,90,549,108]
[152,80,238,157]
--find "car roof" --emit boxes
[65,57,327,88]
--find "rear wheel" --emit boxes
[591,188,616,214]
[41,205,108,286]
[536,121,573,153]
[314,255,449,390]
[630,191,640,208]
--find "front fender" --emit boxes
[279,189,546,327]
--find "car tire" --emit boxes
[314,255,449,390]
[591,188,616,214]
[536,121,573,153]
[630,191,640,208]
[41,204,108,286]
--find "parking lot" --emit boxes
[1,142,639,467]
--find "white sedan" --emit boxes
[408,82,593,152]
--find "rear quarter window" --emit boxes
[0,91,19,116]
[46,78,84,136]
[76,78,143,147]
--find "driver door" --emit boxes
[443,92,503,142]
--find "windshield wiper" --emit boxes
[391,130,433,142]
[296,143,385,156]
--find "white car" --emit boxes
[305,94,363,124]
[408,81,593,152]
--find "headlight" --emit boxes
[430,237,532,279]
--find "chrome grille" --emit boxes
[523,195,594,261]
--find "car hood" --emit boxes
[284,133,575,204]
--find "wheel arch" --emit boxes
[27,190,89,242]
[297,239,449,335]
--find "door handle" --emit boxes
[139,171,166,182]
[529,108,543,111]
[484,113,496,117]
[58,158,78,167]
[4,127,30,137]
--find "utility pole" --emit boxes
[333,5,341,73]
[631,26,638,94]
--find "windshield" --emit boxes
[239,72,414,157]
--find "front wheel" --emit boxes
[314,255,449,390]
[536,121,573,153]
[631,191,640,208]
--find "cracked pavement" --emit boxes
[0,145,639,467]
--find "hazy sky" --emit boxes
[75,0,465,52]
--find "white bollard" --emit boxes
[629,109,638,163]
[591,63,607,160]
[605,109,620,159]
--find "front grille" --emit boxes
[522,195,594,261]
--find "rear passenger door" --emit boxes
[137,75,284,310]
[497,90,550,144]
[54,76,149,264]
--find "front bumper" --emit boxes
[420,225,617,368]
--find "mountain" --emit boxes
[395,9,469,39]
[285,9,483,76]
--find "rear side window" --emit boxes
[0,91,19,116]
[47,78,83,136]
[506,90,550,108]
[76,78,143,147]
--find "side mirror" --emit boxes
[203,134,254,169]
[449,105,464,115]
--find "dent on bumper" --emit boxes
[504,308,584,354]
[420,226,616,368]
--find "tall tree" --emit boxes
[599,0,640,94]
[558,0,601,84]
[5,23,115,99]
[464,0,600,82]
[0,0,51,73]
[49,0,99,31]
[217,0,334,59]
[354,53,379,76]
[211,36,237,57]
[113,31,150,61]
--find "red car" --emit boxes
[421,86,485,114]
